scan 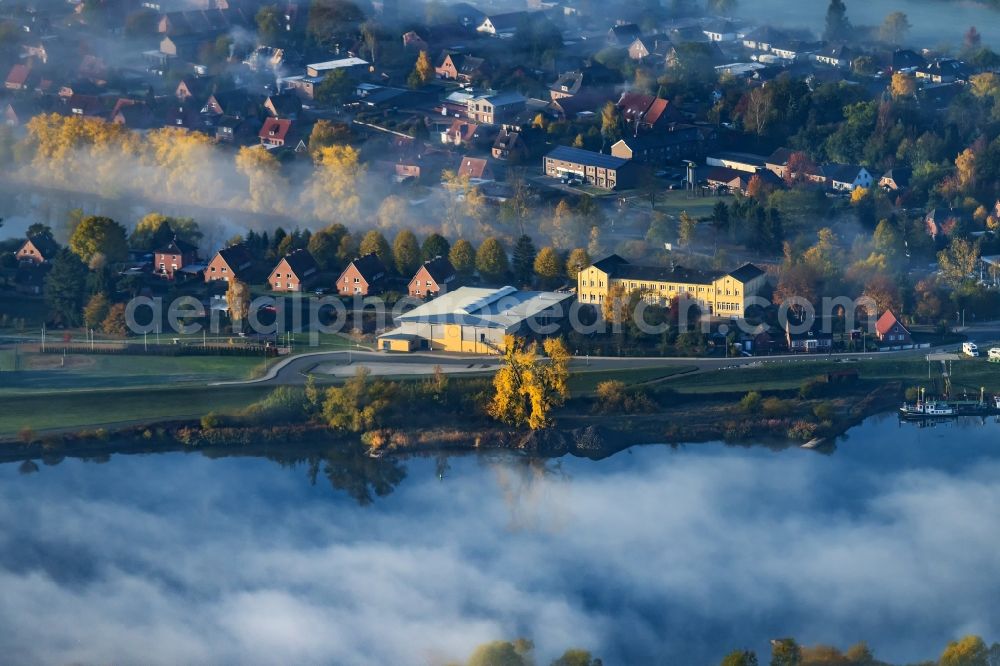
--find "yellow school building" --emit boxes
[577,255,766,318]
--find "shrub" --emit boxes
[762,397,791,418]
[594,380,656,414]
[201,412,221,430]
[738,391,762,413]
[788,420,818,441]
[798,378,825,399]
[17,426,35,445]
[812,401,835,422]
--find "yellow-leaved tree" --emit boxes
[302,144,365,223]
[488,336,570,430]
[235,145,285,215]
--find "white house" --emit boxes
[823,164,874,192]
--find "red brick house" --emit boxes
[154,236,199,280]
[259,117,295,148]
[435,53,486,82]
[457,156,493,181]
[337,253,387,296]
[268,248,318,292]
[875,310,912,345]
[205,243,254,283]
[409,256,456,298]
[16,235,58,265]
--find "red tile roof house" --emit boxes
[5,64,33,91]
[154,236,199,280]
[268,249,318,292]
[205,243,254,283]
[457,156,493,181]
[259,117,296,148]
[337,253,387,296]
[441,119,479,146]
[616,92,680,133]
[409,256,456,298]
[16,235,59,265]
[875,310,913,346]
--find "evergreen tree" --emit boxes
[824,0,851,42]
[45,248,89,326]
[512,235,537,285]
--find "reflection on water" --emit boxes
[0,416,999,665]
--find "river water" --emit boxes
[1,415,999,664]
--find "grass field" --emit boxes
[567,366,689,394]
[652,191,730,219]
[0,385,270,437]
[666,357,1000,395]
[0,350,266,393]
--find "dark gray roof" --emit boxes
[545,145,630,170]
[155,236,198,255]
[609,262,721,285]
[728,263,765,283]
[281,248,318,277]
[350,252,387,281]
[421,256,456,283]
[591,254,629,273]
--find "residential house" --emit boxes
[879,167,911,192]
[705,166,782,195]
[466,91,526,125]
[916,58,969,84]
[377,285,572,353]
[109,99,156,129]
[741,26,790,52]
[925,208,966,239]
[337,253,387,296]
[268,248,318,292]
[4,64,32,91]
[441,119,479,146]
[629,35,671,61]
[154,236,200,280]
[492,126,527,161]
[401,30,429,52]
[457,156,494,181]
[822,164,873,192]
[616,92,679,133]
[891,48,925,72]
[875,310,912,346]
[259,117,296,148]
[607,23,641,47]
[408,256,456,298]
[175,76,213,101]
[201,89,261,120]
[702,20,737,42]
[785,319,834,352]
[435,52,487,83]
[205,243,254,283]
[543,146,639,190]
[264,92,301,118]
[576,254,767,318]
[814,44,853,68]
[215,115,257,144]
[16,235,59,265]
[476,11,530,37]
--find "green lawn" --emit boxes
[652,191,729,218]
[0,351,266,393]
[567,366,688,394]
[667,357,1000,395]
[0,385,270,437]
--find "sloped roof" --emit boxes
[155,236,198,256]
[395,285,572,329]
[21,234,58,259]
[349,252,387,282]
[458,156,490,179]
[875,310,909,337]
[216,243,253,271]
[545,146,629,170]
[280,248,318,277]
[5,64,31,86]
[822,163,866,183]
[728,263,765,283]
[420,256,456,283]
[260,117,293,142]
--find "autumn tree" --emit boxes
[83,292,110,329]
[130,213,201,250]
[303,144,365,223]
[551,648,602,666]
[392,229,421,276]
[449,239,475,277]
[551,199,583,249]
[235,146,284,214]
[407,50,434,88]
[308,224,348,271]
[421,233,450,262]
[308,119,352,154]
[102,303,129,337]
[322,366,396,432]
[376,195,409,230]
[226,279,250,332]
[145,127,222,205]
[534,246,563,285]
[720,650,758,666]
[744,86,773,135]
[939,635,989,666]
[601,283,631,324]
[891,72,916,98]
[488,336,570,430]
[440,170,486,237]
[678,210,698,246]
[600,101,622,145]
[359,230,392,267]
[863,272,902,314]
[774,263,820,316]
[566,248,591,280]
[769,638,801,666]
[476,237,509,282]
[938,238,980,286]
[879,11,910,44]
[69,216,128,263]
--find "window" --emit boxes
[354,277,360,283]
[275,281,281,287]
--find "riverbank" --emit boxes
[0,377,906,464]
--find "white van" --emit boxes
[962,342,980,357]
[989,347,1000,361]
